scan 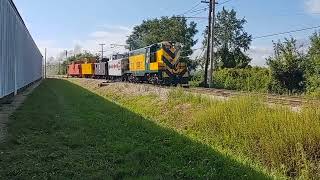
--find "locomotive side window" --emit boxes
[150,44,159,63]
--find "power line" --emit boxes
[253,25,320,39]
[188,7,209,15]
[189,0,234,17]
[177,0,234,20]
[217,0,233,6]
[173,16,207,19]
[190,8,209,16]
[181,47,206,54]
[180,2,203,16]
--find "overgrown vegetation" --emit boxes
[70,78,320,179]
[191,68,271,93]
[212,67,271,92]
[0,79,268,179]
[193,34,320,96]
[193,8,320,96]
[306,32,320,97]
[267,38,308,94]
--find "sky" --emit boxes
[12,0,320,66]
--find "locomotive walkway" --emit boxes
[0,79,269,179]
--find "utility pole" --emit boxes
[65,50,68,75]
[44,48,47,79]
[58,59,61,75]
[209,0,216,88]
[202,0,213,88]
[99,43,106,61]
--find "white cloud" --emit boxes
[78,25,133,56]
[248,38,310,67]
[35,40,65,61]
[36,25,133,60]
[247,46,273,67]
[305,0,320,13]
[89,31,114,38]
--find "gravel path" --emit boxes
[0,81,41,143]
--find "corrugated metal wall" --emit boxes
[0,0,43,98]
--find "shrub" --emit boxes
[306,32,320,97]
[307,75,320,98]
[267,38,308,94]
[212,67,271,92]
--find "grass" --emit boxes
[0,79,269,179]
[69,79,320,179]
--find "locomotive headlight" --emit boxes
[175,42,182,50]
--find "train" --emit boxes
[67,41,189,86]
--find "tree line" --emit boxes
[126,8,319,96]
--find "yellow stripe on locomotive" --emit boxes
[129,53,145,72]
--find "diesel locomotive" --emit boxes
[67,41,189,86]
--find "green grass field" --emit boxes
[0,79,269,179]
[68,79,320,179]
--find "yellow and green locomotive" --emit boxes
[127,41,188,85]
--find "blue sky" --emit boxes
[13,0,320,66]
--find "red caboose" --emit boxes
[67,63,82,77]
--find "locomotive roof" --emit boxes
[129,41,177,53]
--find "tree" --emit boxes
[267,38,308,93]
[306,32,320,94]
[66,52,98,63]
[308,32,320,73]
[202,8,252,69]
[126,16,198,71]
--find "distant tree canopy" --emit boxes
[66,52,98,63]
[126,16,198,71]
[202,8,252,69]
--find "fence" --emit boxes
[0,0,43,98]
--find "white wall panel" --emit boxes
[0,0,42,98]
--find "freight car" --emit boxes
[94,62,107,78]
[81,63,95,78]
[94,58,109,79]
[108,54,129,81]
[67,63,82,77]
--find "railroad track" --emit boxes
[64,77,320,109]
[188,87,319,108]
